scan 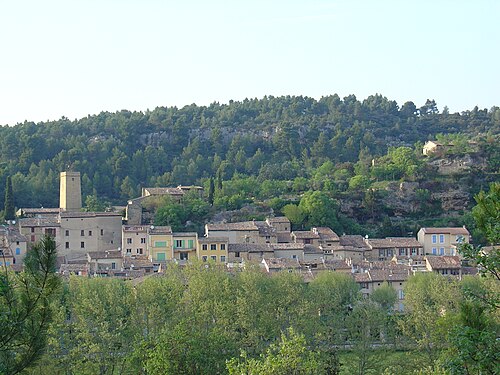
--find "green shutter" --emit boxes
[188,239,194,248]
[157,253,166,261]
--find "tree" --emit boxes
[0,235,60,375]
[281,204,305,229]
[371,282,397,313]
[84,194,106,212]
[208,177,215,206]
[299,191,341,232]
[459,182,500,281]
[4,176,15,221]
[226,327,338,375]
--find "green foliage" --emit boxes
[155,193,210,232]
[3,176,14,221]
[282,204,305,229]
[371,282,398,313]
[83,194,106,212]
[0,235,60,375]
[299,191,341,232]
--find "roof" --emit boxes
[19,217,60,227]
[264,257,300,269]
[228,243,273,253]
[266,216,291,224]
[123,256,154,269]
[313,227,340,241]
[366,237,422,249]
[272,243,305,250]
[339,235,369,249]
[149,226,172,235]
[199,236,229,243]
[18,207,61,215]
[353,269,410,283]
[419,227,470,236]
[87,250,122,259]
[123,225,148,232]
[143,187,185,196]
[172,232,197,237]
[292,230,320,239]
[207,221,259,231]
[304,244,323,254]
[59,211,122,218]
[425,256,461,269]
[276,232,292,243]
[323,259,351,270]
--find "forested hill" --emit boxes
[1,94,499,209]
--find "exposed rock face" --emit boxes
[429,154,486,175]
[431,189,470,212]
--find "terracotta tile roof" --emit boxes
[303,244,322,254]
[313,227,340,241]
[207,221,259,231]
[368,269,410,282]
[277,232,292,243]
[425,256,461,269]
[353,272,371,282]
[228,243,273,253]
[198,237,229,243]
[366,237,422,249]
[339,235,369,249]
[124,256,154,269]
[323,259,351,270]
[264,257,300,269]
[19,217,60,227]
[292,230,320,239]
[420,227,470,235]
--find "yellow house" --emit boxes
[172,232,198,263]
[417,227,470,256]
[148,226,173,262]
[197,237,229,263]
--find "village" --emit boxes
[0,170,477,312]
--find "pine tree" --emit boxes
[4,176,15,221]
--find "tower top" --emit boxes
[60,171,82,211]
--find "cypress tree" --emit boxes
[4,176,15,221]
[208,177,215,206]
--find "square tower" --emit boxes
[60,171,82,211]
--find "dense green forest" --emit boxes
[1,94,499,235]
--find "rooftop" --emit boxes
[425,255,461,269]
[292,230,320,239]
[207,221,259,231]
[419,227,470,236]
[366,237,422,249]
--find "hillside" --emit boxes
[1,94,499,237]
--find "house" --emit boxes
[425,256,462,278]
[272,242,305,260]
[59,211,122,257]
[313,227,340,250]
[391,255,427,272]
[172,232,197,262]
[291,230,320,246]
[353,268,410,311]
[19,216,60,248]
[423,141,450,156]
[228,243,274,263]
[148,225,173,263]
[325,235,368,261]
[122,225,149,258]
[0,226,27,264]
[266,217,291,242]
[365,237,423,261]
[261,257,301,273]
[322,258,352,273]
[87,250,123,273]
[417,227,470,256]
[197,236,229,263]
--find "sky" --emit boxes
[0,0,499,126]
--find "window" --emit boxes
[235,251,240,258]
[211,255,217,261]
[379,250,385,257]
[100,229,104,235]
[432,234,437,243]
[439,234,445,243]
[411,248,417,255]
[157,253,166,261]
[304,239,312,244]
[126,248,132,254]
[15,248,21,255]
[180,252,188,261]
[65,242,69,249]
[456,235,464,243]
[202,244,208,251]
[220,255,226,262]
[292,254,298,259]
[175,240,183,248]
[188,239,194,248]
[111,262,116,270]
[80,242,85,248]
[137,248,143,255]
[399,248,406,256]
[439,248,445,255]
[398,290,404,300]
[31,227,35,233]
[31,235,35,242]
[360,282,369,289]
[387,249,393,257]
[202,256,207,262]
[65,230,70,236]
[155,241,167,247]
[88,230,92,236]
[141,238,146,244]
[220,244,226,250]
[45,228,56,237]
[81,230,85,236]
[127,238,132,244]
[432,247,437,255]
[210,244,217,250]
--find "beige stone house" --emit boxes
[365,237,423,261]
[87,250,123,273]
[425,256,462,278]
[122,225,149,258]
[417,227,470,256]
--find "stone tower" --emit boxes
[60,171,82,211]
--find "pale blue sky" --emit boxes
[1,0,498,126]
